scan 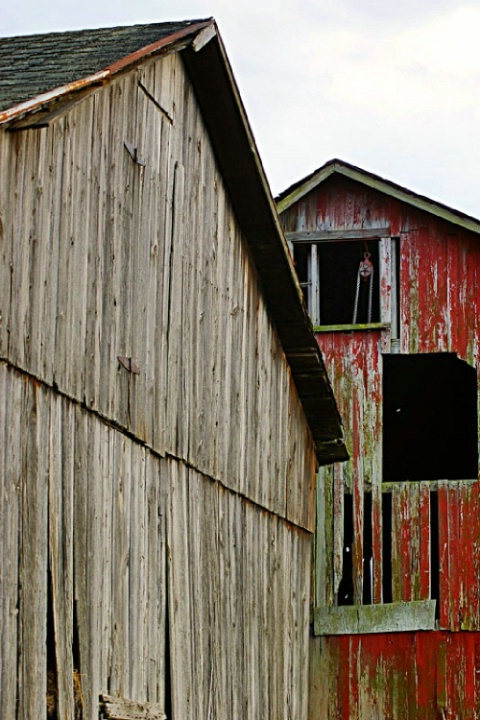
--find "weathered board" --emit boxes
[280,171,480,718]
[0,363,313,719]
[0,52,316,531]
[310,631,480,720]
[281,174,480,624]
[100,694,166,719]
[0,43,320,720]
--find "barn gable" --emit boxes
[278,159,480,718]
[0,22,346,463]
[0,23,345,720]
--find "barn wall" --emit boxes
[0,361,312,720]
[281,174,480,719]
[310,631,480,720]
[281,175,480,618]
[0,51,316,531]
[0,50,317,720]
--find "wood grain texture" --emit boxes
[0,52,317,530]
[282,171,480,719]
[101,694,166,719]
[310,631,480,720]
[0,367,313,719]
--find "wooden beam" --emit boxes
[192,24,217,51]
[100,694,166,719]
[286,228,391,243]
[314,600,436,635]
[313,323,390,333]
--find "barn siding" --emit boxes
[282,175,480,621]
[310,631,480,720]
[280,172,480,719]
[0,52,316,531]
[0,362,312,719]
[0,47,319,720]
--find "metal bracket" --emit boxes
[124,141,146,166]
[117,356,140,374]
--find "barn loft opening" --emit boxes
[383,353,478,483]
[293,239,380,326]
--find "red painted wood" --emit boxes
[415,632,438,717]
[474,635,480,714]
[465,482,480,628]
[284,175,480,720]
[371,484,382,604]
[437,482,450,629]
[316,631,480,719]
[418,483,431,600]
[399,484,412,602]
[337,636,351,719]
[448,487,461,631]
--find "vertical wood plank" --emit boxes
[438,481,450,629]
[17,380,49,719]
[0,365,21,718]
[418,482,431,601]
[447,484,461,631]
[145,451,167,706]
[167,460,195,720]
[49,393,75,720]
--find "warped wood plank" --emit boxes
[101,694,166,719]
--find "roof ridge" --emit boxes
[276,158,480,235]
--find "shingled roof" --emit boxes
[0,21,211,112]
[0,21,347,463]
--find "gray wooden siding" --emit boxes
[0,363,310,719]
[0,52,315,531]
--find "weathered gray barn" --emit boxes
[0,20,346,720]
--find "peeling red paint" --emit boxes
[280,172,480,719]
[313,631,480,719]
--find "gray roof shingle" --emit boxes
[0,20,209,111]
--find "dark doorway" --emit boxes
[383,353,478,483]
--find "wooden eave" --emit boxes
[0,21,347,464]
[182,28,347,464]
[276,159,480,237]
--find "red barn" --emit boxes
[277,159,480,719]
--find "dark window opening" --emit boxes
[336,493,374,606]
[362,493,373,605]
[383,353,478,483]
[294,243,310,296]
[293,240,380,326]
[338,489,442,608]
[430,491,440,618]
[382,493,393,604]
[337,493,354,605]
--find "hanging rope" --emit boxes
[352,252,374,324]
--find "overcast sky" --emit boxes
[2,1,480,216]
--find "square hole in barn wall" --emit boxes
[382,352,478,483]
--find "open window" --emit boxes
[293,239,380,326]
[287,228,400,329]
[288,228,399,329]
[383,353,478,483]
[330,351,478,624]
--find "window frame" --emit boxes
[287,228,398,332]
